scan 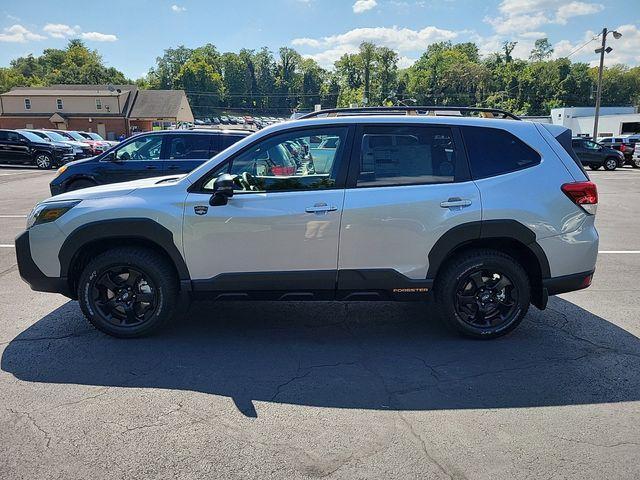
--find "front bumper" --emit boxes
[15,231,73,298]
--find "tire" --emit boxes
[632,157,640,169]
[589,164,601,170]
[67,179,97,192]
[34,153,52,169]
[77,247,179,338]
[434,249,530,339]
[603,157,618,171]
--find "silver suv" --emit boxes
[15,107,599,339]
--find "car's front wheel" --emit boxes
[589,164,601,170]
[77,247,179,338]
[603,157,618,171]
[435,249,530,339]
[632,157,640,169]
[34,153,52,169]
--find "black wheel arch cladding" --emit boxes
[427,220,551,280]
[59,218,191,283]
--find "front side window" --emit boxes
[462,126,541,179]
[24,99,31,110]
[168,135,211,160]
[584,141,600,150]
[357,125,457,187]
[202,127,347,192]
[56,98,63,110]
[114,135,162,161]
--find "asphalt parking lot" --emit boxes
[1,165,639,479]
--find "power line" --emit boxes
[565,34,600,59]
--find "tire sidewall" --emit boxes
[439,255,530,339]
[78,256,171,338]
[35,153,52,169]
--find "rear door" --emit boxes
[337,124,481,290]
[165,133,215,174]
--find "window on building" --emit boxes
[56,98,63,110]
[96,99,102,110]
[24,99,31,110]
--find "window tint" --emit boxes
[462,126,541,179]
[0,131,8,141]
[220,135,245,150]
[357,126,457,187]
[115,135,162,161]
[6,131,23,142]
[168,135,211,160]
[202,127,347,192]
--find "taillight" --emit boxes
[561,181,598,215]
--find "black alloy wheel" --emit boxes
[454,269,518,329]
[91,266,158,327]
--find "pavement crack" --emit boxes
[551,434,640,449]
[271,362,358,401]
[0,329,93,346]
[6,408,52,448]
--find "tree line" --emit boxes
[1,39,640,117]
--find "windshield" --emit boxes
[18,130,46,142]
[43,131,68,142]
[86,132,104,141]
[66,131,87,141]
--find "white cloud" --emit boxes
[171,4,187,12]
[42,23,117,42]
[397,56,417,69]
[43,23,81,38]
[486,0,603,34]
[353,0,377,13]
[294,25,458,67]
[81,31,117,42]
[0,24,45,42]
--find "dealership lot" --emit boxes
[1,166,639,479]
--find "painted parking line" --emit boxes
[598,250,640,254]
[0,245,15,248]
[0,215,27,218]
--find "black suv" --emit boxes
[571,137,624,171]
[0,129,74,169]
[50,129,251,195]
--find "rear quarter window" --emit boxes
[461,126,541,179]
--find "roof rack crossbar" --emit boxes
[299,106,521,121]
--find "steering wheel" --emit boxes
[131,151,143,160]
[238,172,258,191]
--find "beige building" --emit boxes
[0,85,194,139]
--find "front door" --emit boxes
[97,133,165,184]
[337,124,482,290]
[182,126,351,295]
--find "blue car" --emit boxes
[49,129,251,195]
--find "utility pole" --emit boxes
[592,28,622,140]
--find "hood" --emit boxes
[49,141,72,149]
[63,140,90,148]
[47,175,188,202]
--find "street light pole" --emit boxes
[592,28,607,141]
[592,28,622,140]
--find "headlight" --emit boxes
[55,165,68,176]
[26,200,80,229]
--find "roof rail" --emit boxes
[299,106,521,121]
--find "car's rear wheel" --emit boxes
[435,249,530,339]
[632,157,640,169]
[34,153,52,169]
[77,247,179,338]
[603,157,618,171]
[67,179,97,192]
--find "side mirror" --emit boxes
[209,173,235,206]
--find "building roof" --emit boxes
[3,85,137,97]
[128,90,190,119]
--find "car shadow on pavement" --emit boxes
[2,297,639,417]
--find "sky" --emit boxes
[1,0,639,79]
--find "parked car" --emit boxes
[18,107,598,339]
[571,137,624,171]
[49,129,251,194]
[219,116,230,125]
[77,131,119,148]
[598,136,635,166]
[0,129,74,168]
[45,130,95,158]
[27,129,92,159]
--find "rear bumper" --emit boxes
[15,231,73,298]
[543,270,594,296]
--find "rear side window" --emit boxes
[357,125,457,187]
[462,127,541,179]
[168,134,211,160]
[220,135,245,150]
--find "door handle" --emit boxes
[167,165,180,170]
[440,197,472,208]
[305,202,338,214]
[145,165,158,170]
